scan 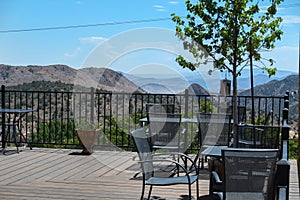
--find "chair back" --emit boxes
[197,113,232,146]
[227,106,246,123]
[237,106,246,123]
[222,148,278,200]
[237,124,281,149]
[264,110,273,125]
[147,112,182,150]
[146,103,176,114]
[131,128,153,178]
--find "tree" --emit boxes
[171,0,283,146]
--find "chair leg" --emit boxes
[188,184,192,200]
[20,132,32,150]
[196,179,199,200]
[140,182,145,200]
[147,185,153,200]
[13,125,19,153]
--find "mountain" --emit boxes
[239,75,298,127]
[0,64,143,92]
[123,67,297,93]
[238,75,298,97]
[187,83,210,95]
[236,69,297,90]
[123,73,193,93]
[1,64,296,95]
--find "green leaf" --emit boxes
[264,67,277,77]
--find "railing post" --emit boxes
[184,89,189,151]
[281,120,289,159]
[1,85,5,149]
[277,157,290,200]
[184,89,188,118]
[282,108,289,125]
[90,87,95,126]
[276,106,290,200]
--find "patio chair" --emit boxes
[131,128,199,200]
[227,106,246,124]
[146,103,176,114]
[197,113,232,147]
[211,148,279,200]
[196,113,232,169]
[263,110,273,125]
[2,117,32,153]
[237,124,280,149]
[147,112,185,152]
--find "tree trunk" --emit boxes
[297,32,300,192]
[232,2,239,148]
[232,69,238,147]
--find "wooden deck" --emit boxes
[0,148,298,200]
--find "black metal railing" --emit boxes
[0,85,291,199]
[276,95,290,200]
[0,85,287,150]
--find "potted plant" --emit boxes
[75,119,100,155]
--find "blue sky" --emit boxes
[0,0,299,74]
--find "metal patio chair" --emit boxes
[131,128,199,200]
[196,113,232,169]
[237,124,281,149]
[211,148,279,200]
[197,113,232,147]
[146,103,177,114]
[227,106,246,124]
[147,112,185,152]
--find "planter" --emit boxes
[76,129,100,155]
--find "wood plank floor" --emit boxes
[0,148,298,200]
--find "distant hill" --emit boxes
[239,75,298,128]
[236,68,296,90]
[0,64,143,93]
[238,75,298,97]
[187,83,209,95]
[123,73,192,94]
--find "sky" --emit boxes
[0,0,299,75]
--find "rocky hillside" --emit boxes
[0,64,143,92]
[238,75,298,97]
[239,75,298,130]
[187,83,209,95]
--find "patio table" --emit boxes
[0,108,35,153]
[139,117,233,125]
[200,145,229,158]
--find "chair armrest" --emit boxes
[152,152,198,173]
[139,159,191,176]
[211,171,222,184]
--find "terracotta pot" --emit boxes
[76,130,99,155]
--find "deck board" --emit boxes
[0,148,298,200]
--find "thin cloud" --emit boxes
[153,5,166,12]
[260,5,284,12]
[80,36,108,44]
[153,5,164,9]
[64,47,81,57]
[275,46,299,52]
[282,15,300,24]
[168,1,179,5]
